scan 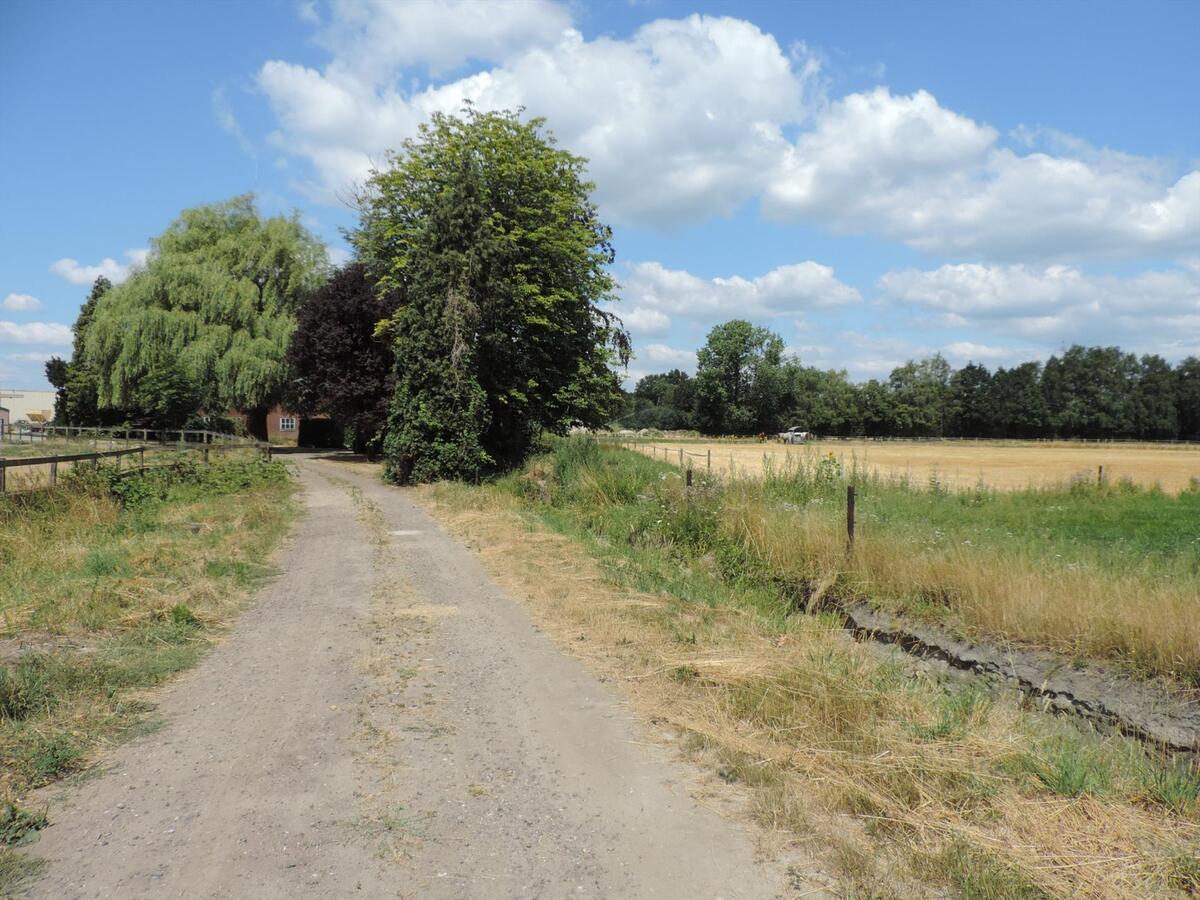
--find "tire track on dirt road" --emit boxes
[21,455,805,899]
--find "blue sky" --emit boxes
[2,0,1198,390]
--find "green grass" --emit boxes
[0,457,297,894]
[519,438,1200,683]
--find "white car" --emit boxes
[778,426,812,444]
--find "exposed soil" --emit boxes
[840,601,1200,753]
[18,456,811,898]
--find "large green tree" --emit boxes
[788,367,860,436]
[84,196,326,432]
[991,362,1047,438]
[887,355,953,437]
[948,362,995,437]
[1130,354,1178,440]
[694,320,792,434]
[354,108,628,482]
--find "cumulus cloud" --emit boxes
[638,342,697,369]
[765,87,1200,260]
[252,3,1199,259]
[50,248,150,286]
[258,9,819,225]
[0,321,73,345]
[2,293,42,311]
[878,262,1200,350]
[623,260,860,317]
[620,306,671,336]
[318,0,573,77]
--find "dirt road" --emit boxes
[22,456,793,899]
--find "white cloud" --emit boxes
[624,260,860,317]
[2,293,42,311]
[620,306,671,335]
[941,341,1039,365]
[318,0,573,77]
[878,262,1200,352]
[258,10,819,225]
[765,87,1199,260]
[328,246,353,267]
[0,321,73,345]
[255,3,1199,259]
[297,0,319,25]
[50,249,150,286]
[638,343,696,369]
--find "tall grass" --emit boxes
[527,439,1200,684]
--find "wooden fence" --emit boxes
[0,425,257,447]
[0,441,272,496]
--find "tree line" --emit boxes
[47,108,628,482]
[43,105,1196,477]
[620,320,1200,441]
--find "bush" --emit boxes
[61,457,289,511]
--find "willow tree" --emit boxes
[85,196,327,431]
[354,108,629,482]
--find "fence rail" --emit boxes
[0,424,258,447]
[0,440,273,496]
[0,446,148,493]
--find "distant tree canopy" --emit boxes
[354,107,629,482]
[287,262,400,455]
[618,322,1200,442]
[83,195,327,428]
[695,320,793,434]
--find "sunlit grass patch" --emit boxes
[0,457,297,857]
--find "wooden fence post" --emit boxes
[140,447,145,473]
[50,460,58,485]
[678,448,684,467]
[707,448,711,471]
[0,460,6,493]
[686,468,693,489]
[846,484,856,551]
[1098,464,1104,487]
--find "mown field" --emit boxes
[0,457,296,891]
[628,436,1200,493]
[417,437,1200,898]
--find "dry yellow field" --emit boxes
[633,438,1200,492]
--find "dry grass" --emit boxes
[415,478,1200,898]
[719,488,1200,682]
[0,464,297,805]
[632,438,1200,493]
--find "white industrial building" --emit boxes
[0,388,57,425]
